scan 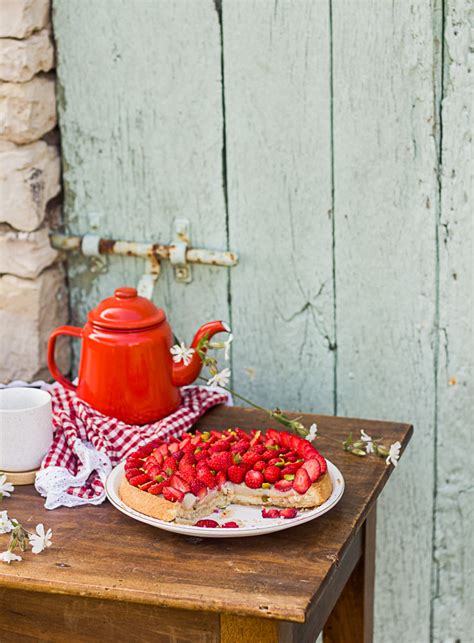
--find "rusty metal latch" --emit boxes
[50,218,238,298]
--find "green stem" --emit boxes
[198,376,273,415]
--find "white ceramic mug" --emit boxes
[0,387,53,472]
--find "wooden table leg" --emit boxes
[323,505,377,643]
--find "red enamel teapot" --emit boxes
[47,286,229,424]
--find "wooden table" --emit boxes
[0,407,412,643]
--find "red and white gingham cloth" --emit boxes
[34,384,229,509]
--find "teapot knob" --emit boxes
[115,287,137,299]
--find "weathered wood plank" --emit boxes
[0,588,220,643]
[432,1,474,640]
[53,0,230,363]
[332,2,439,641]
[223,0,335,413]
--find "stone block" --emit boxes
[0,74,56,144]
[0,29,54,82]
[0,0,50,39]
[0,139,60,231]
[0,223,57,278]
[0,267,70,383]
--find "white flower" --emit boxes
[306,423,318,441]
[223,333,233,360]
[0,474,14,498]
[207,368,231,388]
[360,429,375,454]
[386,441,401,467]
[28,523,53,554]
[0,550,21,564]
[0,511,13,534]
[170,342,195,366]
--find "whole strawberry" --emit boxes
[227,464,246,484]
[245,470,264,489]
[264,465,281,484]
[208,452,233,472]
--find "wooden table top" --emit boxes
[0,406,412,624]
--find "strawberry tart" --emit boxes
[119,428,333,525]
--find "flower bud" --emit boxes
[351,448,367,456]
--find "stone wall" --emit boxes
[0,0,69,382]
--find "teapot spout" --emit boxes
[172,320,231,387]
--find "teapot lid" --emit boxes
[88,287,165,330]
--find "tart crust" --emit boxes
[119,472,333,524]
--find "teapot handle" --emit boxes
[47,326,83,392]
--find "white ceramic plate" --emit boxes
[105,459,345,538]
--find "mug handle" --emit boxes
[47,326,83,392]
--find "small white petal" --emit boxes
[0,474,14,497]
[386,441,401,467]
[207,367,231,388]
[0,510,14,535]
[170,342,195,366]
[0,550,22,564]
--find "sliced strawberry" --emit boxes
[279,432,291,448]
[293,467,311,495]
[162,455,177,474]
[281,463,300,475]
[302,458,321,482]
[194,519,219,528]
[222,521,239,528]
[152,451,164,466]
[266,429,280,443]
[146,464,162,479]
[227,464,246,484]
[162,486,184,503]
[125,459,141,471]
[169,473,191,493]
[190,479,207,498]
[244,470,264,489]
[274,479,293,492]
[234,428,249,440]
[148,481,165,495]
[209,441,230,453]
[285,451,298,462]
[125,468,142,480]
[216,470,227,489]
[264,465,281,484]
[134,445,153,459]
[168,442,179,454]
[230,438,251,454]
[138,480,155,491]
[129,473,150,487]
[249,430,262,446]
[179,436,191,450]
[289,435,301,451]
[179,462,196,483]
[302,444,318,459]
[262,508,280,519]
[315,453,327,475]
[158,443,169,457]
[279,508,298,519]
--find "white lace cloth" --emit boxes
[35,440,112,509]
